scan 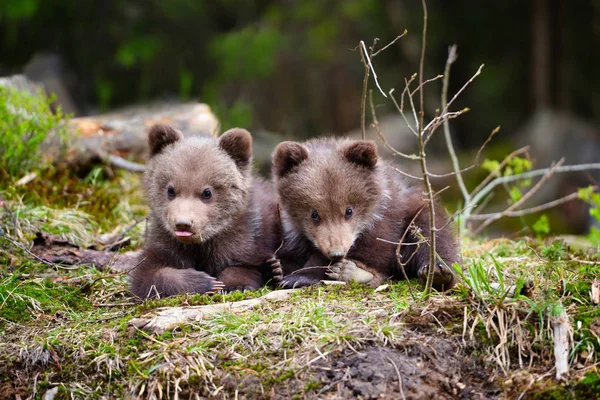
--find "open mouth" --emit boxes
[175,231,194,237]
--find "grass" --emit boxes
[1,169,600,398]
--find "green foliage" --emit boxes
[0,87,68,177]
[209,25,284,81]
[532,214,551,237]
[578,185,600,244]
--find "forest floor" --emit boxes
[1,168,600,400]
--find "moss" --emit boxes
[540,240,567,261]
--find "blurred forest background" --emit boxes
[1,0,600,234]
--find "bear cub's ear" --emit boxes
[148,124,184,156]
[343,140,378,168]
[272,141,309,178]
[219,128,253,169]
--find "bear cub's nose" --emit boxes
[327,249,345,260]
[175,217,193,232]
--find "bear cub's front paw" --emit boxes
[178,269,225,294]
[326,259,374,284]
[417,262,456,291]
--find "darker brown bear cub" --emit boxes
[272,138,460,291]
[130,124,281,298]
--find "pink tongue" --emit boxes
[175,231,193,237]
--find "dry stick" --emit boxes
[359,48,370,140]
[372,31,407,57]
[441,45,469,202]
[468,191,582,220]
[467,161,600,229]
[473,158,565,234]
[0,228,75,270]
[360,41,387,98]
[369,90,421,161]
[425,63,484,133]
[417,0,438,298]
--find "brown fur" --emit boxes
[272,137,460,291]
[130,124,281,298]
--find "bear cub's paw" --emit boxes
[417,262,456,291]
[175,269,225,295]
[327,259,374,284]
[267,256,284,284]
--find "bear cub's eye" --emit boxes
[167,185,176,199]
[311,210,320,222]
[345,207,353,218]
[201,188,212,200]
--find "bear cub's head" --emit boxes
[273,139,383,260]
[145,124,253,243]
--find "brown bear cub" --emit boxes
[272,138,460,291]
[130,124,282,298]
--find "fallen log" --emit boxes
[61,102,219,171]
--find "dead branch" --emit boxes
[129,289,298,334]
[369,90,421,160]
[551,305,571,380]
[467,191,582,220]
[473,158,566,234]
[441,45,470,202]
[466,161,600,233]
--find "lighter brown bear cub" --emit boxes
[272,138,459,291]
[130,124,281,298]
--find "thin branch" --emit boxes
[393,167,423,181]
[410,74,444,97]
[359,45,370,140]
[372,30,407,57]
[360,41,387,98]
[0,229,74,270]
[369,90,421,160]
[470,146,531,199]
[474,126,501,165]
[434,204,477,232]
[468,191,582,220]
[434,63,484,124]
[468,162,600,221]
[441,44,469,202]
[473,158,566,234]
[428,164,476,178]
[389,86,418,137]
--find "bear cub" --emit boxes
[130,124,282,298]
[272,137,460,291]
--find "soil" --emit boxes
[219,335,499,400]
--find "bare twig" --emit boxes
[468,161,600,230]
[360,41,387,98]
[468,191,582,220]
[0,229,76,270]
[369,90,421,161]
[432,63,484,129]
[393,167,423,181]
[473,158,566,234]
[386,356,406,400]
[474,126,501,165]
[441,45,471,201]
[372,30,407,57]
[470,146,531,198]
